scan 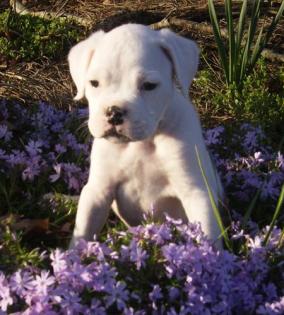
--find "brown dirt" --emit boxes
[0,0,283,114]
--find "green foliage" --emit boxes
[195,145,232,251]
[0,194,77,272]
[264,185,284,246]
[0,9,83,61]
[0,225,43,273]
[207,0,284,90]
[194,60,284,139]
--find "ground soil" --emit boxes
[0,0,283,113]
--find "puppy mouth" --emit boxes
[103,128,130,142]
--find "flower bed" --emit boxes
[0,218,283,314]
[0,100,283,314]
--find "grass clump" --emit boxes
[0,9,83,61]
[208,0,284,90]
[0,224,44,273]
[194,59,284,141]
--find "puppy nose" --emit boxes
[106,106,126,126]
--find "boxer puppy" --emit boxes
[68,24,223,248]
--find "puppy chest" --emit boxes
[117,157,173,211]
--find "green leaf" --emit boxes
[239,0,261,83]
[208,0,229,84]
[235,0,247,82]
[236,0,247,50]
[267,0,284,37]
[249,0,284,78]
[250,26,264,71]
[242,188,261,229]
[225,0,236,83]
[263,185,284,246]
[195,145,232,251]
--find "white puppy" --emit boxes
[68,24,223,248]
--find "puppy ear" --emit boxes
[68,31,105,100]
[158,28,199,96]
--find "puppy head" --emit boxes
[68,24,199,142]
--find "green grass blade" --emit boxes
[263,185,284,246]
[208,0,229,84]
[195,145,232,250]
[277,228,284,248]
[267,0,284,35]
[250,25,264,71]
[247,0,261,54]
[242,188,261,229]
[257,0,284,65]
[235,0,247,83]
[225,0,235,83]
[236,0,247,49]
[239,30,250,83]
[239,0,261,83]
[250,1,284,72]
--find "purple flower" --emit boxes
[0,124,12,142]
[241,124,264,151]
[104,281,129,311]
[20,302,57,315]
[168,286,180,302]
[0,149,7,160]
[68,176,80,191]
[30,271,55,296]
[149,284,163,306]
[60,163,83,192]
[0,99,9,120]
[260,180,279,200]
[254,151,265,163]
[276,152,284,170]
[54,144,66,154]
[50,249,69,276]
[61,133,80,152]
[22,162,41,181]
[25,140,43,157]
[53,288,84,314]
[9,270,33,297]
[0,272,13,312]
[50,122,64,133]
[86,299,106,315]
[49,163,62,183]
[7,150,27,166]
[257,297,284,315]
[204,126,224,145]
[70,262,93,286]
[120,239,148,270]
[76,108,89,118]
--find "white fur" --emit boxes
[68,24,224,248]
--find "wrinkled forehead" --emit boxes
[88,27,169,78]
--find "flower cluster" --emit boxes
[205,124,284,210]
[1,100,283,209]
[0,100,90,212]
[0,218,283,314]
[1,100,283,314]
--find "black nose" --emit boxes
[106,106,126,126]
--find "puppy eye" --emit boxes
[90,80,99,88]
[141,82,158,91]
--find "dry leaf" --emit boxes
[13,218,49,233]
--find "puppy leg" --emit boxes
[182,191,222,248]
[157,143,223,247]
[69,183,114,248]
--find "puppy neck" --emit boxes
[157,90,192,137]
